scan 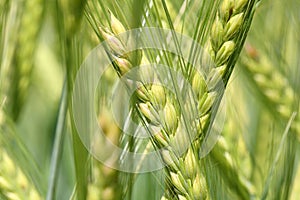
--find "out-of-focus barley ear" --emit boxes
[87,10,146,200]
[0,146,41,199]
[59,0,87,36]
[210,136,256,199]
[242,43,300,140]
[13,0,45,120]
[87,110,122,200]
[0,0,45,121]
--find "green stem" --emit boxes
[46,80,68,200]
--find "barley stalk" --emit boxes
[55,1,89,199]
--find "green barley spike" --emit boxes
[242,43,300,140]
[210,136,256,200]
[13,0,45,120]
[59,0,87,37]
[0,108,41,199]
[88,1,259,199]
[0,0,45,120]
[0,147,42,200]
[188,0,259,199]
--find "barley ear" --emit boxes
[209,0,257,73]
[211,136,256,199]
[242,44,300,140]
[0,110,41,199]
[0,148,42,200]
[0,0,45,120]
[59,0,87,36]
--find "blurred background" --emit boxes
[0,0,300,199]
